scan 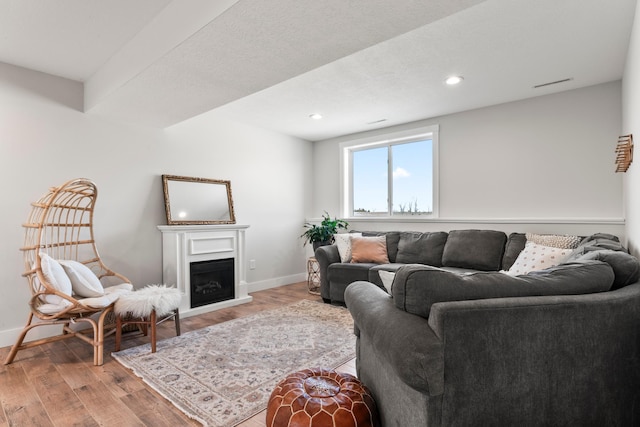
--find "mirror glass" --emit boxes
[162,175,236,225]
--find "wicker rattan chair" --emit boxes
[4,178,132,366]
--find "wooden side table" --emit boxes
[307,257,321,295]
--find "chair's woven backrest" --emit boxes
[22,178,125,317]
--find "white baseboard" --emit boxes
[0,322,64,351]
[247,273,307,293]
[179,295,253,319]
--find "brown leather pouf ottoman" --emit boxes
[266,368,380,427]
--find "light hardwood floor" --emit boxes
[0,282,357,427]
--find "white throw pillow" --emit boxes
[506,242,573,276]
[59,260,105,297]
[334,233,362,262]
[378,270,396,294]
[39,252,73,306]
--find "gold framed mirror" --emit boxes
[162,175,236,225]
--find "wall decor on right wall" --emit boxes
[615,134,634,172]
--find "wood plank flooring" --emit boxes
[0,282,357,427]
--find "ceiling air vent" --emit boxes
[533,78,573,89]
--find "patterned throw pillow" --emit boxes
[506,241,573,276]
[525,233,582,249]
[334,233,362,262]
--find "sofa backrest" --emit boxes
[393,261,615,319]
[502,233,527,270]
[441,229,507,271]
[354,230,634,281]
[394,231,448,266]
[359,229,511,269]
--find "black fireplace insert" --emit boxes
[190,258,235,308]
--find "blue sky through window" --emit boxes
[352,139,433,215]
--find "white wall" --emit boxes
[0,62,312,347]
[313,81,625,237]
[623,1,640,255]
[0,40,631,348]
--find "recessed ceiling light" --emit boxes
[309,113,323,120]
[445,76,464,85]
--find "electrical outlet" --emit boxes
[249,259,256,270]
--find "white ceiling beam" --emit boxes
[84,0,241,112]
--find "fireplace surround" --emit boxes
[158,224,252,317]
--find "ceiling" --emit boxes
[0,0,636,141]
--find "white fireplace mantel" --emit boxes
[157,224,252,317]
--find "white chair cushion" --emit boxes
[39,253,72,307]
[38,302,72,315]
[59,260,105,297]
[78,283,133,308]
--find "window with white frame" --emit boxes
[341,125,438,218]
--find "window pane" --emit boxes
[353,147,388,216]
[392,140,432,215]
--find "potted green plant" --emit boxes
[300,211,349,251]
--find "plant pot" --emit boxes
[312,240,332,252]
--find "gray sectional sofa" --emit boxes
[316,229,529,304]
[323,230,640,426]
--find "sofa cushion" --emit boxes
[577,250,640,290]
[395,232,448,266]
[502,233,526,271]
[393,261,614,319]
[328,262,374,285]
[442,229,507,271]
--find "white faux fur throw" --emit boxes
[114,284,181,317]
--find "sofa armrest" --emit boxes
[427,285,640,339]
[345,281,444,396]
[425,285,640,425]
[315,244,340,300]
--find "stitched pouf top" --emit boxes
[114,285,181,317]
[266,368,380,427]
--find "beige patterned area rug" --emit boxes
[112,300,356,427]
